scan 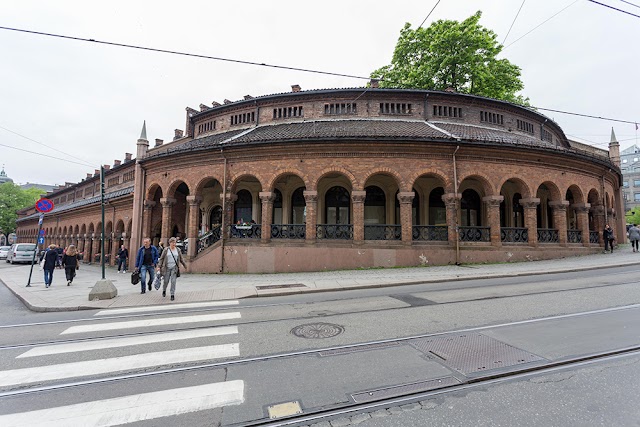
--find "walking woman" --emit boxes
[629,224,640,252]
[42,244,58,288]
[62,245,79,286]
[117,244,128,273]
[157,237,187,301]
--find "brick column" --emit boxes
[81,236,89,261]
[110,233,118,266]
[186,196,202,258]
[520,198,540,247]
[91,234,100,264]
[303,191,318,243]
[591,205,605,246]
[351,190,366,243]
[442,193,461,245]
[483,195,504,247]
[550,200,570,246]
[224,193,238,239]
[397,192,415,244]
[160,197,176,245]
[572,203,591,247]
[142,200,156,240]
[259,192,275,243]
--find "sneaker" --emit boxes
[141,291,145,294]
[67,281,70,286]
[162,291,166,297]
[148,284,152,291]
[170,295,175,301]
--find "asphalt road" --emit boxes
[0,262,639,426]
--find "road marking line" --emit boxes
[60,312,241,334]
[0,344,239,387]
[93,300,240,316]
[17,326,238,358]
[0,380,244,427]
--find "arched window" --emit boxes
[209,206,222,228]
[325,186,350,224]
[272,189,283,224]
[291,187,306,224]
[365,186,386,224]
[234,190,253,223]
[461,189,482,226]
[429,187,446,225]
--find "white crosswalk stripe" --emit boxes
[17,326,238,358]
[60,312,241,334]
[0,380,245,427]
[93,300,239,316]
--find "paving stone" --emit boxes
[387,406,404,415]
[420,400,439,410]
[370,409,390,418]
[350,413,372,424]
[400,403,421,412]
[310,422,331,427]
[329,418,352,427]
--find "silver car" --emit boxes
[0,246,10,260]
[6,243,37,264]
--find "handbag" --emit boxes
[131,270,140,285]
[152,274,162,290]
[169,250,180,277]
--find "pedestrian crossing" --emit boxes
[0,301,245,426]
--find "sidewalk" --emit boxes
[2,247,639,312]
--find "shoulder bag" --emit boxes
[170,250,180,277]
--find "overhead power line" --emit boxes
[0,143,95,167]
[534,107,638,126]
[619,0,640,9]
[587,0,640,17]
[503,0,527,45]
[504,0,580,49]
[0,26,372,82]
[418,0,442,29]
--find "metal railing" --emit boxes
[567,229,582,244]
[412,225,448,241]
[229,224,261,239]
[270,224,306,239]
[316,224,353,240]
[501,227,528,243]
[197,226,221,253]
[459,226,490,242]
[589,231,600,244]
[537,228,559,243]
[364,225,401,241]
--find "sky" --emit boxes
[1,0,639,186]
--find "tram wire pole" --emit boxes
[100,165,106,280]
[26,213,44,287]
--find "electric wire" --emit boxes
[619,0,640,9]
[417,0,442,29]
[504,0,580,49]
[0,142,94,167]
[502,0,527,45]
[587,0,640,17]
[534,106,638,125]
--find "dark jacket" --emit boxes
[43,249,58,270]
[135,245,159,269]
[62,254,78,269]
[603,227,614,241]
[157,246,187,276]
[117,248,129,260]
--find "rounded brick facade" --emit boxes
[16,88,624,273]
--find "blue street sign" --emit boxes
[36,198,54,213]
[39,229,46,236]
[38,237,45,244]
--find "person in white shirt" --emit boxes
[156,237,187,301]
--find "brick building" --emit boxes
[15,86,624,273]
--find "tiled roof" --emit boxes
[431,122,558,149]
[17,186,134,223]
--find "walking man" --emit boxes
[135,237,159,294]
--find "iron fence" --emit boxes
[412,225,448,241]
[537,228,559,243]
[567,229,582,244]
[316,224,353,240]
[459,226,491,242]
[500,227,528,243]
[364,225,402,241]
[270,224,306,239]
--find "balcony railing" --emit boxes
[364,225,401,241]
[412,225,448,241]
[537,228,559,243]
[589,231,600,244]
[229,224,261,239]
[567,229,582,244]
[459,226,490,242]
[271,224,306,239]
[197,226,221,253]
[316,224,353,240]
[501,227,528,243]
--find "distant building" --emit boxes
[0,166,13,185]
[20,182,56,193]
[620,142,640,213]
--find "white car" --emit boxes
[6,243,37,264]
[0,246,10,260]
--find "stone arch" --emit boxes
[362,168,405,192]
[167,179,190,198]
[497,177,532,199]
[408,170,452,193]
[536,181,562,201]
[146,183,163,201]
[266,169,309,192]
[229,173,264,193]
[195,176,223,198]
[80,224,87,236]
[312,167,357,191]
[587,188,600,206]
[459,174,493,197]
[565,184,584,204]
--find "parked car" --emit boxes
[0,246,10,260]
[6,243,37,264]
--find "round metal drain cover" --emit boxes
[291,323,344,339]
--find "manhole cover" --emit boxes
[291,323,344,339]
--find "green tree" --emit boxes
[371,11,528,104]
[0,183,44,235]
[625,209,640,226]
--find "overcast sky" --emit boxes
[1,0,639,186]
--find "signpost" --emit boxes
[27,199,55,287]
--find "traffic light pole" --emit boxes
[100,165,106,280]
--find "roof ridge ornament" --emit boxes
[140,120,147,141]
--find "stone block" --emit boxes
[89,279,118,300]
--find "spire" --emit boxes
[610,127,618,144]
[609,127,620,167]
[139,120,147,141]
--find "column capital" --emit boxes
[259,191,275,203]
[186,195,202,206]
[351,190,366,204]
[397,191,415,204]
[442,192,461,206]
[482,195,504,207]
[143,200,157,209]
[571,202,591,213]
[591,205,605,215]
[303,190,318,203]
[549,200,570,211]
[519,198,540,208]
[159,197,176,207]
[225,193,238,203]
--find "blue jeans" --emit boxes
[117,258,127,271]
[140,264,155,292]
[44,269,54,286]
